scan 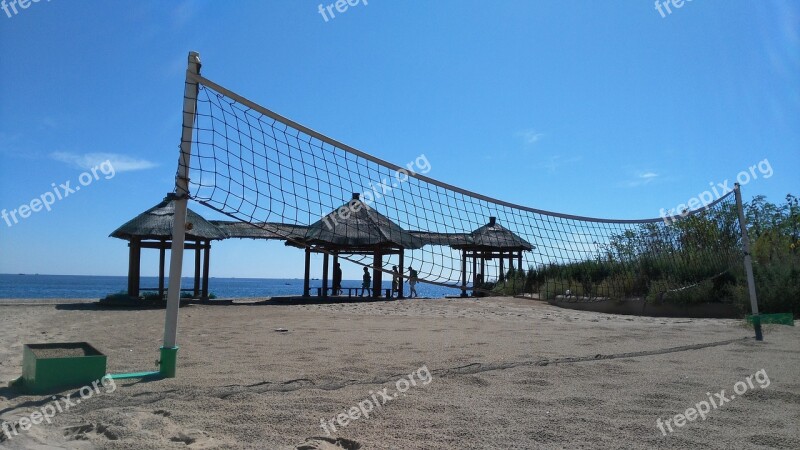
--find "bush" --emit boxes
[519,193,799,318]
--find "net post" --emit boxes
[734,182,763,341]
[161,51,202,377]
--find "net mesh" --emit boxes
[181,74,744,301]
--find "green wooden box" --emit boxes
[16,343,107,394]
[747,313,795,326]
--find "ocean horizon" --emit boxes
[0,273,461,300]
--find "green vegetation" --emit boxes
[101,290,217,303]
[490,194,799,318]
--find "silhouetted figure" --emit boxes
[407,266,418,298]
[361,266,372,297]
[391,265,400,297]
[333,262,342,296]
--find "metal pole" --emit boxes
[734,183,763,341]
[162,51,201,376]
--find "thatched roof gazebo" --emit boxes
[209,221,308,241]
[110,193,228,300]
[452,216,534,296]
[289,193,424,298]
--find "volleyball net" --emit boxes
[176,66,745,303]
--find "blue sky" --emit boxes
[0,0,798,279]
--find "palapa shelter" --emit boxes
[209,221,308,241]
[289,193,424,298]
[452,216,534,296]
[110,193,228,300]
[111,196,533,301]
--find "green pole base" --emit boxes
[108,371,161,380]
[159,346,179,378]
[8,376,23,389]
[752,316,763,341]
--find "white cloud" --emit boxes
[517,130,544,145]
[624,171,659,187]
[51,152,157,172]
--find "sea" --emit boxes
[0,274,461,300]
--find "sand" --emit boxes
[0,296,798,449]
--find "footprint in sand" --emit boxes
[63,423,119,441]
[296,436,361,449]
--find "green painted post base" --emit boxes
[9,376,23,389]
[752,316,763,341]
[159,346,179,378]
[108,371,160,380]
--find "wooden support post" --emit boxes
[158,240,166,299]
[332,252,339,295]
[499,251,505,281]
[128,238,141,297]
[398,250,405,299]
[303,247,311,297]
[322,251,330,297]
[202,241,210,299]
[372,249,381,298]
[193,240,201,298]
[461,250,468,297]
[472,255,477,295]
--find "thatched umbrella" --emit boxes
[291,193,424,298]
[452,217,534,296]
[110,193,227,299]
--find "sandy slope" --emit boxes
[0,297,798,449]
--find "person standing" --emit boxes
[361,266,372,297]
[332,262,342,296]
[407,266,418,298]
[391,265,400,297]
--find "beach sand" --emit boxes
[0,297,798,449]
